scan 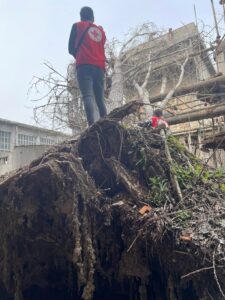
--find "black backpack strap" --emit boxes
[74,24,92,57]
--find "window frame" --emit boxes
[18,134,37,146]
[0,131,11,151]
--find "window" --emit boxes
[0,131,11,151]
[40,137,55,145]
[18,134,37,146]
[0,157,8,165]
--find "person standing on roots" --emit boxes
[68,7,107,126]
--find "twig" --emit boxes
[207,290,216,300]
[181,266,213,279]
[43,62,67,80]
[127,231,142,252]
[95,131,105,162]
[213,251,225,299]
[160,129,183,202]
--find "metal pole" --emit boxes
[194,4,201,50]
[219,0,225,23]
[210,0,220,38]
[210,0,220,71]
[223,2,225,23]
[194,4,198,28]
[193,4,202,79]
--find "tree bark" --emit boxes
[108,59,124,111]
[167,103,225,125]
[159,57,189,108]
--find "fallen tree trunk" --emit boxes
[0,102,224,300]
[167,103,225,125]
[148,74,225,104]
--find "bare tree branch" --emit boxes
[159,56,189,108]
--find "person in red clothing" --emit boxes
[68,7,107,125]
[151,109,169,128]
[138,109,168,129]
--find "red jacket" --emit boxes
[151,116,169,128]
[68,21,106,69]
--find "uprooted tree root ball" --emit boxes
[0,101,225,300]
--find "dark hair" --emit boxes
[153,109,163,117]
[80,7,94,22]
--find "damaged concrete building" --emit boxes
[122,22,225,167]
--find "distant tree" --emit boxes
[29,62,86,134]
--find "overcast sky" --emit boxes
[0,0,223,127]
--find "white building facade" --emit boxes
[0,118,69,175]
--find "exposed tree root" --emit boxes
[0,101,225,300]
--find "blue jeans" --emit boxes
[76,64,107,125]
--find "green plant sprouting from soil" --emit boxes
[175,210,192,228]
[136,147,148,171]
[149,176,169,206]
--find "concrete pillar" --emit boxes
[217,50,225,74]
